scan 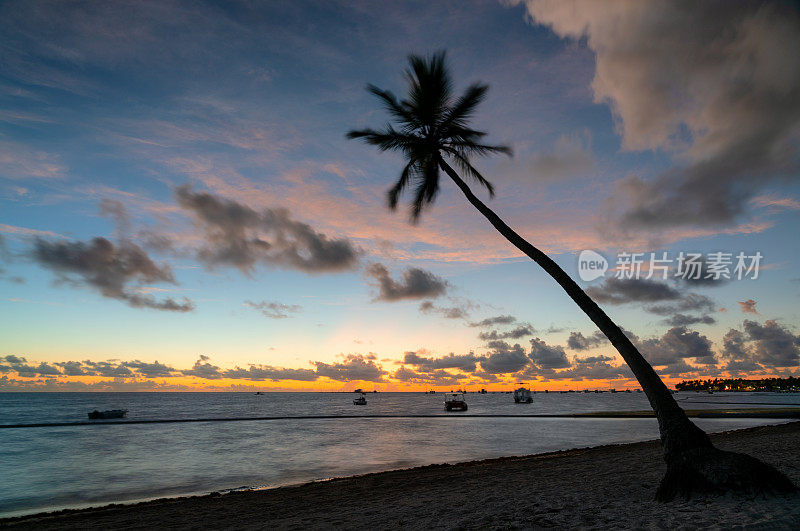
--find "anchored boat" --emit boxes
[444,392,468,411]
[353,393,367,405]
[513,385,533,404]
[87,409,128,419]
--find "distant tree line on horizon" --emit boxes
[676,377,800,392]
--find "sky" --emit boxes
[1,0,799,392]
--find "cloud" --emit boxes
[365,263,448,302]
[663,313,716,327]
[403,351,481,372]
[480,341,530,374]
[392,367,463,386]
[645,293,716,316]
[738,299,759,314]
[742,319,800,367]
[244,299,302,319]
[528,337,571,369]
[0,140,66,179]
[222,365,318,381]
[521,0,800,230]
[80,360,135,378]
[586,278,717,328]
[175,185,359,274]
[469,315,516,327]
[585,277,681,304]
[182,355,222,379]
[478,324,535,341]
[312,354,388,382]
[575,354,613,363]
[418,300,470,319]
[636,326,715,366]
[567,331,608,351]
[526,132,595,180]
[122,360,177,378]
[54,360,90,376]
[32,237,194,312]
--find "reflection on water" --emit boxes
[0,392,796,516]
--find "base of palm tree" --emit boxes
[656,447,797,501]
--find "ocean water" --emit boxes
[0,391,796,517]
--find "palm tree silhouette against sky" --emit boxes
[347,51,794,500]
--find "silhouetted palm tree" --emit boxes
[347,51,794,500]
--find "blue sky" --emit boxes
[1,0,799,391]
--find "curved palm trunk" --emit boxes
[438,158,794,499]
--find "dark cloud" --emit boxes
[54,360,89,376]
[480,341,530,374]
[587,279,718,328]
[313,354,388,382]
[575,354,614,363]
[529,337,571,369]
[403,351,480,372]
[122,360,177,378]
[478,324,535,341]
[585,278,682,305]
[81,360,135,378]
[525,2,800,230]
[645,293,716,316]
[663,313,716,327]
[636,326,715,366]
[418,300,469,319]
[738,299,759,314]
[366,263,447,302]
[223,365,318,381]
[32,237,193,312]
[548,358,630,381]
[567,331,608,351]
[244,299,302,319]
[176,186,359,274]
[392,367,463,386]
[743,319,800,367]
[469,315,516,327]
[182,355,222,379]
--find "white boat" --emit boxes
[353,393,367,405]
[513,386,533,404]
[444,392,468,411]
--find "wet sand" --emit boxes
[2,422,799,529]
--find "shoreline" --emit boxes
[2,421,799,529]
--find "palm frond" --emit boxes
[443,149,495,197]
[410,156,440,221]
[439,83,487,132]
[404,51,452,129]
[346,127,421,153]
[366,84,419,130]
[447,140,512,157]
[387,159,415,210]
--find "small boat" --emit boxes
[88,409,128,420]
[353,393,367,405]
[255,392,264,395]
[513,386,533,404]
[444,392,468,411]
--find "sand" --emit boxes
[2,422,799,530]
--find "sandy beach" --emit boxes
[2,421,798,530]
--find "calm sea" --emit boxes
[1,391,797,517]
